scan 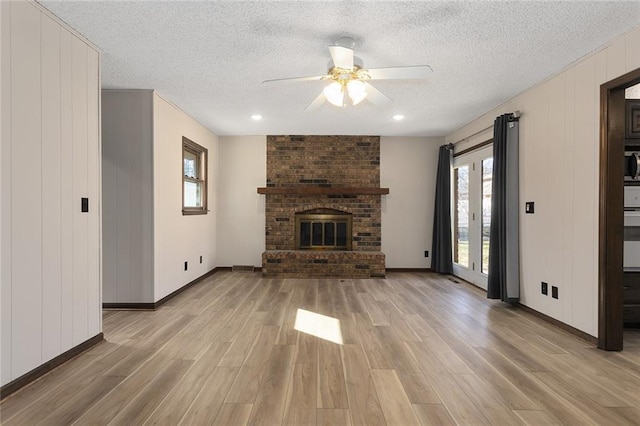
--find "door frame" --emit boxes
[599,67,640,351]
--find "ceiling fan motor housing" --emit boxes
[334,36,357,49]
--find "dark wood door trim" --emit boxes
[599,67,640,351]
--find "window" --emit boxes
[453,165,469,267]
[481,157,493,274]
[182,137,207,215]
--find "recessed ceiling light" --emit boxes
[251,114,263,121]
[392,114,404,121]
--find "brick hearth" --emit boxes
[261,135,386,278]
[261,251,385,278]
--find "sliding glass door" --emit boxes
[452,145,493,289]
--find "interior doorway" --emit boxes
[599,67,640,351]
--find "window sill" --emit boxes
[182,209,208,216]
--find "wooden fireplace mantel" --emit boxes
[257,187,390,195]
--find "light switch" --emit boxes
[525,201,534,214]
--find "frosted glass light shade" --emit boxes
[347,80,367,105]
[323,82,345,107]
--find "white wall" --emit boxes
[153,93,218,301]
[215,135,441,269]
[446,25,640,337]
[217,136,266,267]
[1,0,101,386]
[102,90,154,303]
[1,0,9,386]
[381,137,444,268]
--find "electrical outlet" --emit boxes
[424,250,429,258]
[200,255,203,264]
[184,261,188,271]
[552,286,558,299]
[541,281,548,295]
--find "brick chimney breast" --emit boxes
[262,135,386,278]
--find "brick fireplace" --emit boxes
[259,135,387,278]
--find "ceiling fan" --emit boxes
[262,36,433,110]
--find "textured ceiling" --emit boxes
[39,1,640,137]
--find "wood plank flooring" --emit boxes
[2,271,640,425]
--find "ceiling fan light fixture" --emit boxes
[347,80,367,105]
[323,81,345,107]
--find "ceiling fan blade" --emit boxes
[304,92,326,112]
[366,65,433,80]
[365,83,392,107]
[329,45,354,69]
[262,75,326,84]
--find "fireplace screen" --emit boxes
[295,213,352,250]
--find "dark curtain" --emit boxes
[487,113,520,302]
[431,145,453,274]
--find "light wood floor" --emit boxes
[2,272,640,425]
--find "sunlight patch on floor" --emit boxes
[294,308,343,345]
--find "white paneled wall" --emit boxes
[41,9,62,362]
[9,0,43,381]
[446,25,640,337]
[0,0,101,386]
[0,0,9,384]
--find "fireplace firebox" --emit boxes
[295,210,352,251]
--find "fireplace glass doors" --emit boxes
[295,212,352,251]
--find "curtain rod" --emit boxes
[452,110,521,146]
